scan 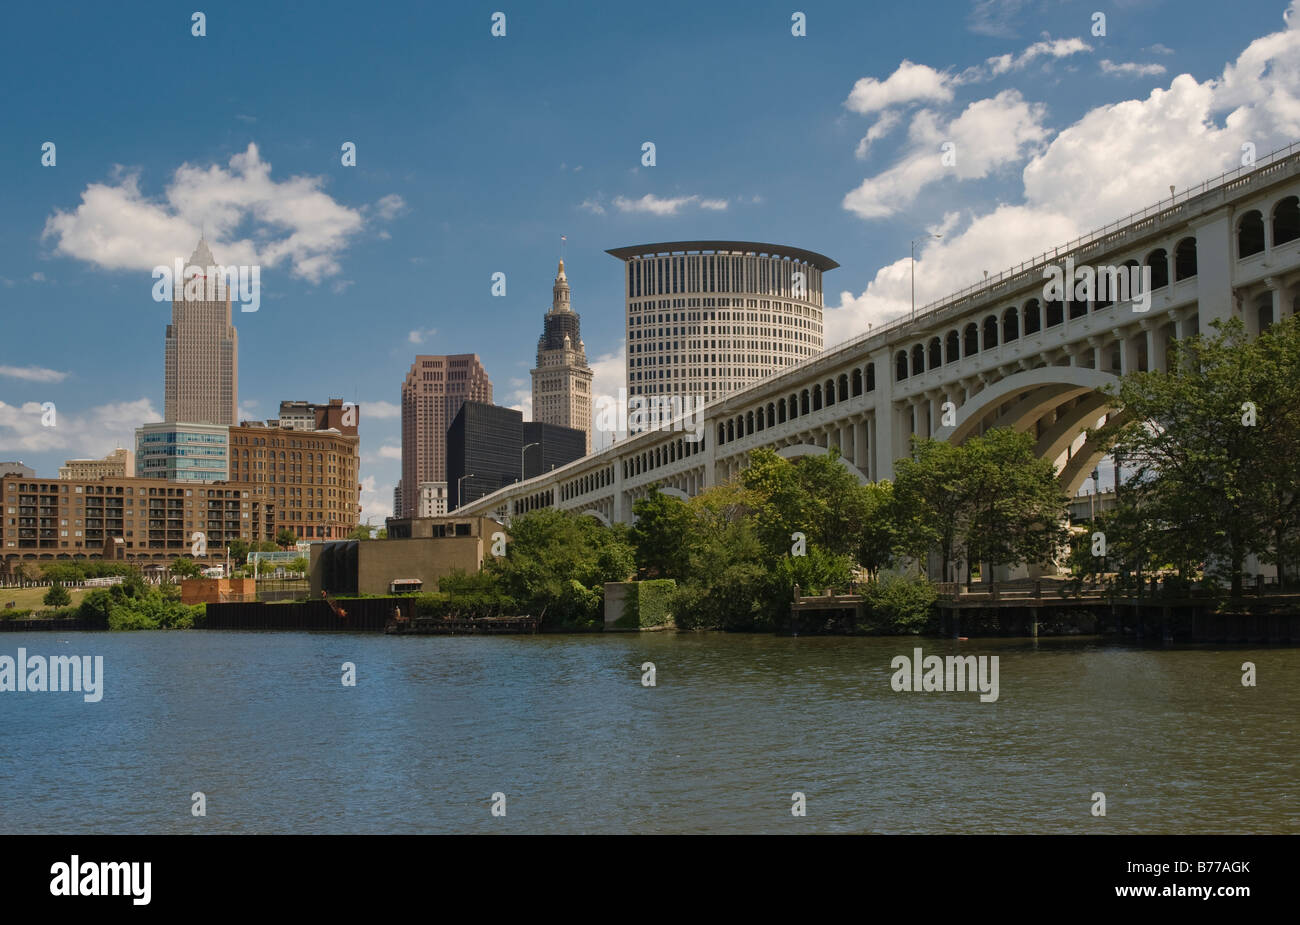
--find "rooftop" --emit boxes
[606,240,839,271]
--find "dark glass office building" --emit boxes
[522,421,585,479]
[447,401,523,509]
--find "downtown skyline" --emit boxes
[3,0,1300,525]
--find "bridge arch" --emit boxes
[580,509,611,526]
[932,366,1121,451]
[776,444,869,484]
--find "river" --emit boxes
[1,632,1295,833]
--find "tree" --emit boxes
[169,558,202,579]
[891,430,1067,586]
[1242,317,1300,587]
[286,557,309,575]
[227,538,250,566]
[276,528,298,549]
[741,447,865,560]
[960,429,1068,588]
[854,481,897,580]
[43,583,71,607]
[891,437,973,582]
[487,509,635,627]
[11,562,30,587]
[667,482,771,630]
[347,525,374,540]
[630,487,695,579]
[1093,318,1289,598]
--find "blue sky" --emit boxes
[2,0,1298,522]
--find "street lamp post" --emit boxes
[456,473,476,511]
[1090,468,1100,522]
[911,233,942,321]
[520,442,539,482]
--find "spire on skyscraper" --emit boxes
[552,259,571,312]
[188,235,216,269]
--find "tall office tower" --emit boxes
[393,481,404,519]
[607,240,838,408]
[530,260,594,453]
[401,354,492,515]
[164,236,239,425]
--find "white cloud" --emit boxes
[1147,43,1175,55]
[829,3,1300,345]
[374,193,406,220]
[843,90,1049,218]
[504,376,533,420]
[988,37,1091,76]
[578,198,606,215]
[362,444,402,464]
[966,0,1030,38]
[611,194,729,215]
[358,475,393,526]
[589,342,626,452]
[0,398,158,458]
[30,272,46,282]
[408,328,438,345]
[0,365,68,383]
[41,143,373,283]
[1099,60,1168,78]
[359,400,400,419]
[855,110,903,159]
[845,60,955,115]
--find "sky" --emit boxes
[1,0,1298,524]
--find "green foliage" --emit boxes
[630,489,694,579]
[487,509,635,628]
[169,557,202,578]
[286,557,309,574]
[893,430,1067,585]
[741,447,866,560]
[1092,316,1300,596]
[228,538,250,564]
[614,579,677,629]
[414,569,518,618]
[80,579,201,630]
[861,574,939,634]
[39,561,134,583]
[347,525,374,540]
[43,583,71,607]
[276,528,299,548]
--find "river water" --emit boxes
[0,631,1295,834]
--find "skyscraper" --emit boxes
[607,240,837,405]
[531,260,594,453]
[401,354,492,515]
[164,237,239,425]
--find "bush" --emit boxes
[616,579,676,629]
[862,574,939,634]
[43,584,71,607]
